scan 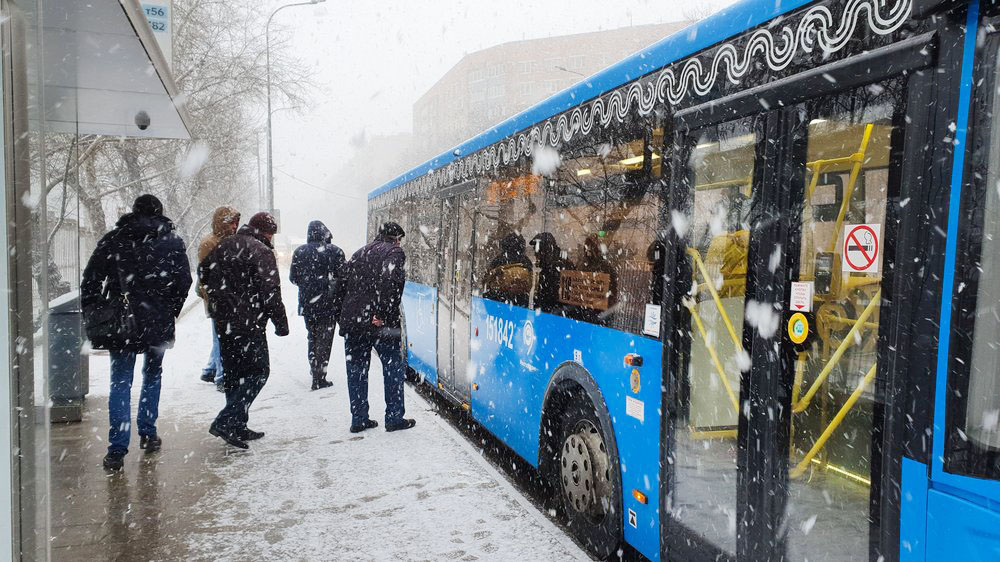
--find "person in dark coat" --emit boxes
[199,212,289,449]
[338,221,415,433]
[482,232,533,307]
[290,220,345,390]
[530,232,574,313]
[197,206,240,391]
[574,233,619,324]
[81,194,192,471]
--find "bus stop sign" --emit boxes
[842,224,880,273]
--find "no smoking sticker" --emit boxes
[842,224,881,274]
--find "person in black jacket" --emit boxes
[199,212,289,449]
[338,221,415,433]
[530,232,574,313]
[290,220,345,391]
[81,194,192,471]
[482,232,533,307]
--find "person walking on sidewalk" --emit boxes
[290,220,345,391]
[338,221,415,433]
[197,206,240,391]
[199,212,289,449]
[82,194,192,471]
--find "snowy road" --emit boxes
[49,275,591,561]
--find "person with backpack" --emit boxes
[338,221,415,433]
[199,212,289,449]
[81,195,192,471]
[290,220,345,391]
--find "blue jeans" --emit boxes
[108,348,165,455]
[344,330,405,426]
[202,323,224,384]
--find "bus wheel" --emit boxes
[557,402,622,559]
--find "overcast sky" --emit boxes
[266,0,736,250]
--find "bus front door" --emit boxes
[664,81,904,561]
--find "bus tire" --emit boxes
[556,398,623,559]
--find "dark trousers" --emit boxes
[305,316,336,381]
[344,329,405,426]
[214,328,270,432]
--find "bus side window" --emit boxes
[539,121,663,334]
[475,168,544,307]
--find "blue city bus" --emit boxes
[367,0,1000,559]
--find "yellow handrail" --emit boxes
[695,176,752,191]
[686,248,744,351]
[793,288,881,414]
[686,301,740,412]
[828,123,874,253]
[790,362,878,478]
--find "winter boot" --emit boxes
[350,419,379,433]
[139,434,162,452]
[200,371,215,383]
[209,424,249,449]
[311,377,334,391]
[237,428,265,441]
[385,419,417,432]
[103,451,125,471]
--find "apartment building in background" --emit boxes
[411,22,692,161]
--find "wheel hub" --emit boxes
[560,419,613,519]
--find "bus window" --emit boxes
[406,194,441,287]
[541,124,662,333]
[946,47,1000,481]
[475,167,544,306]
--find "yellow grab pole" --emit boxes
[791,352,806,408]
[790,362,878,478]
[805,162,823,202]
[686,248,743,351]
[793,288,881,414]
[687,302,740,412]
[828,123,874,253]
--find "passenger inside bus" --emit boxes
[529,232,574,313]
[559,234,619,325]
[482,231,533,307]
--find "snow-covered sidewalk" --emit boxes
[48,277,590,561]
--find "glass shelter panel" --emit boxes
[669,117,757,557]
[784,82,901,561]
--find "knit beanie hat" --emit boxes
[132,194,163,217]
[378,221,405,239]
[248,212,278,234]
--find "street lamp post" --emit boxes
[266,0,325,215]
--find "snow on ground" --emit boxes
[78,273,590,561]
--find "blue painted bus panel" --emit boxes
[900,458,928,562]
[926,489,1000,560]
[402,282,437,385]
[468,297,663,562]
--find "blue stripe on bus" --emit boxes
[467,297,663,562]
[930,0,1000,504]
[368,0,815,201]
[402,282,438,385]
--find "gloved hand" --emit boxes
[275,323,289,337]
